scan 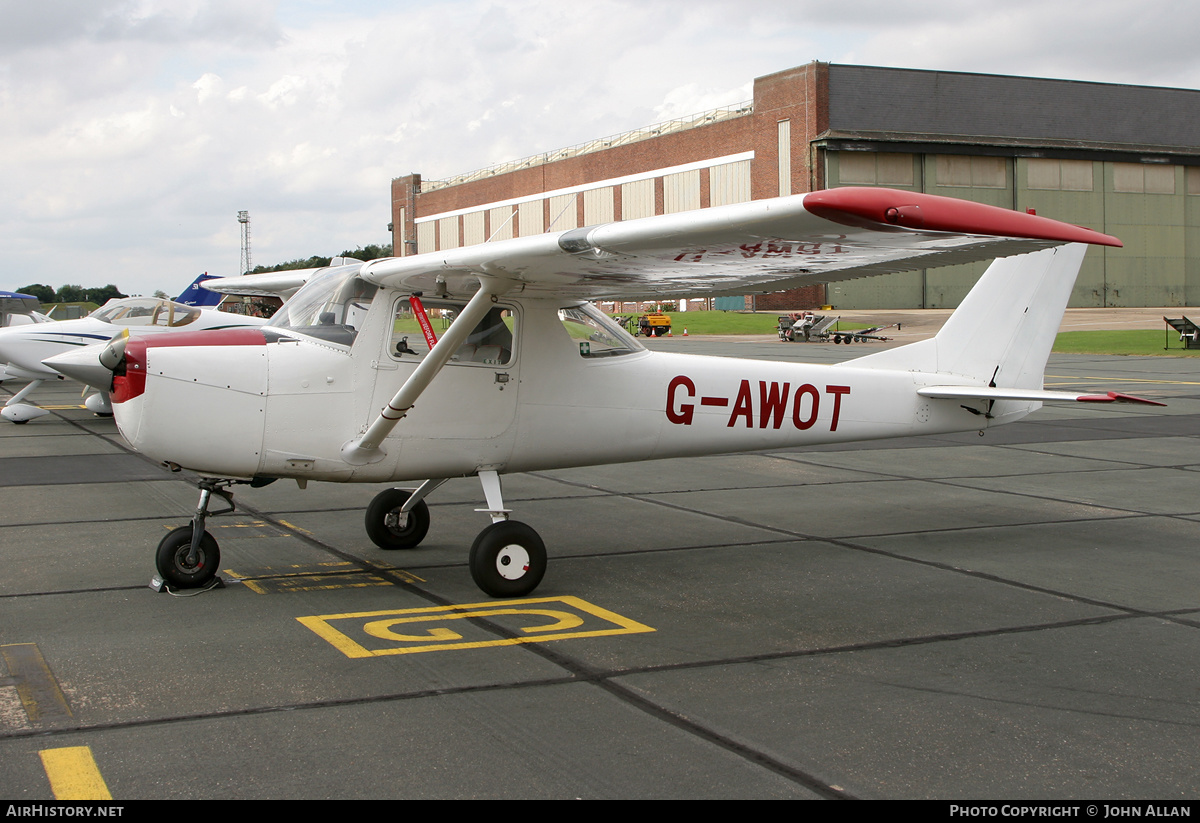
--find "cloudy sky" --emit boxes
[3,0,1197,298]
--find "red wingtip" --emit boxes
[1077,391,1166,406]
[804,187,1123,247]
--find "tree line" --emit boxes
[247,244,393,274]
[15,283,126,305]
[16,244,393,305]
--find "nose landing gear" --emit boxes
[153,479,237,591]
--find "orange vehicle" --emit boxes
[637,312,671,337]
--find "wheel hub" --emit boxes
[495,544,530,580]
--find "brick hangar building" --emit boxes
[390,62,1200,310]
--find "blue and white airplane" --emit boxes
[0,275,265,423]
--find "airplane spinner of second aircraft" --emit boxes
[0,274,266,423]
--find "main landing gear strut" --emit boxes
[160,471,547,598]
[365,469,547,598]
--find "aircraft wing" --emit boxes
[359,187,1121,300]
[203,258,370,301]
[201,269,321,300]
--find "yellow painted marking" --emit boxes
[225,561,422,593]
[277,519,313,535]
[246,574,394,594]
[1046,375,1200,387]
[39,747,112,800]
[298,596,655,658]
[363,608,585,642]
[39,405,87,410]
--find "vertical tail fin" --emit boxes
[850,243,1087,390]
[175,274,222,307]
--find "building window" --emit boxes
[548,194,577,230]
[463,211,485,246]
[1188,167,1200,196]
[711,160,751,206]
[839,152,914,186]
[621,179,655,220]
[937,155,1006,188]
[489,206,515,240]
[1027,158,1094,191]
[518,200,544,236]
[664,170,700,214]
[584,187,614,224]
[1113,162,1176,194]
[778,119,792,196]
[416,221,435,254]
[438,216,459,249]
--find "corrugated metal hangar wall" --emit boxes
[392,62,1200,309]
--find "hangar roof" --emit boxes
[824,64,1200,156]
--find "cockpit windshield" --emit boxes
[92,298,201,328]
[266,264,377,347]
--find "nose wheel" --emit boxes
[156,526,220,588]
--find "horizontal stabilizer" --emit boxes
[918,386,1165,406]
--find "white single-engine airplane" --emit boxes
[0,275,267,423]
[47,187,1163,597]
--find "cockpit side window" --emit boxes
[390,298,516,366]
[557,304,644,358]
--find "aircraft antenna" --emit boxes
[238,210,252,275]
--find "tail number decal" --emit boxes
[667,377,850,432]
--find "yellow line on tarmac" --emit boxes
[1046,375,1200,386]
[39,746,112,800]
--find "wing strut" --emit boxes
[341,282,504,465]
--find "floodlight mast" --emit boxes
[238,210,251,275]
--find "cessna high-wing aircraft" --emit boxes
[0,275,267,423]
[46,187,1163,597]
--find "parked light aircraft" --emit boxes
[46,187,1164,597]
[0,291,51,329]
[176,274,223,308]
[0,275,267,423]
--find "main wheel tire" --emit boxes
[365,489,430,550]
[156,526,220,589]
[469,521,547,598]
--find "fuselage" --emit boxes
[111,289,1029,483]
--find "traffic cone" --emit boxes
[683,328,689,336]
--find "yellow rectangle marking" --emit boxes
[297,596,654,657]
[39,747,112,800]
